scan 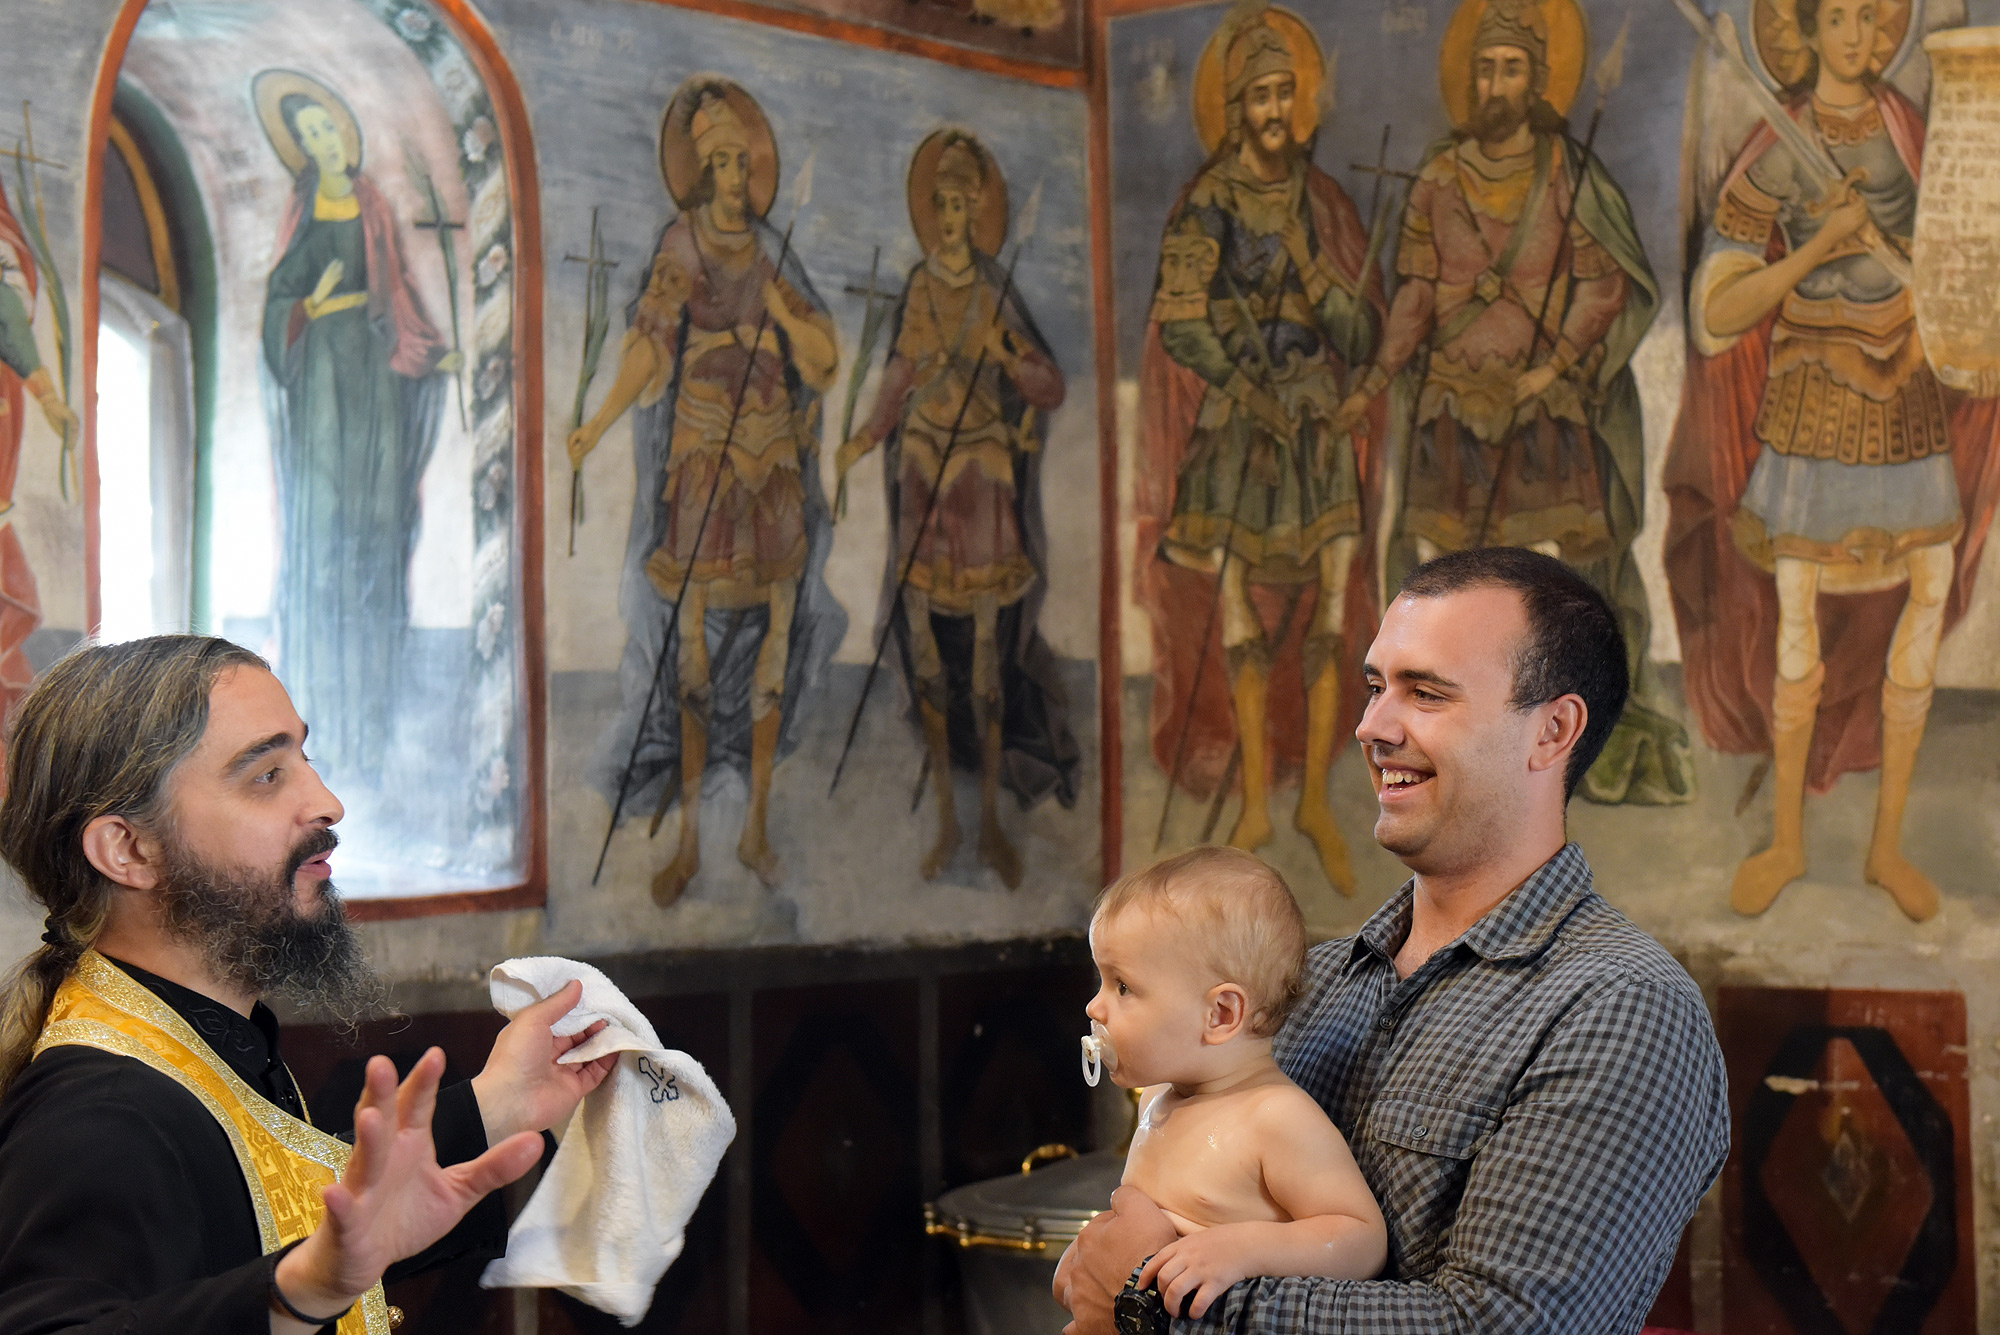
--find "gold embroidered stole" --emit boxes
[34,952,391,1335]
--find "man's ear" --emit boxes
[1527,693,1588,778]
[1203,983,1252,1046]
[81,815,165,892]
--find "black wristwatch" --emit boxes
[1115,1254,1171,1335]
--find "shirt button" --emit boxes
[1377,1013,1395,1031]
[1413,1126,1429,1140]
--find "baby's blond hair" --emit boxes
[1092,846,1307,1037]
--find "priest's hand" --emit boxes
[470,978,618,1144]
[272,1049,543,1332]
[1055,1185,1179,1335]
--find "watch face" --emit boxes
[1114,1283,1169,1335]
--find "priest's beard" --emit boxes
[155,827,382,1029]
[1472,89,1530,146]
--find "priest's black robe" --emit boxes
[0,958,505,1333]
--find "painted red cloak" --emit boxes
[1136,163,1389,800]
[1663,86,2000,793]
[0,179,42,754]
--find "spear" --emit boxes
[565,207,619,556]
[1477,10,1627,547]
[407,146,469,432]
[835,246,894,519]
[591,152,818,885]
[5,105,74,498]
[827,180,1042,796]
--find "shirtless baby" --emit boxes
[1055,846,1386,1320]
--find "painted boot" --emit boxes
[919,694,960,879]
[1865,679,1940,922]
[653,705,705,907]
[1294,636,1355,895]
[737,708,784,888]
[1731,663,1822,916]
[1227,644,1273,851]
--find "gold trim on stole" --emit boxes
[34,952,392,1335]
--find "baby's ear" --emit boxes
[1203,982,1252,1044]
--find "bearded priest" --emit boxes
[0,636,616,1334]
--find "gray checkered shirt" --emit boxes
[1177,842,1728,1334]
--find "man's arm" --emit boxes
[1171,977,1727,1335]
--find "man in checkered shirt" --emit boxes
[1062,548,1729,1334]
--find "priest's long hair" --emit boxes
[0,636,265,1095]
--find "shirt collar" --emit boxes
[101,955,293,1103]
[1345,842,1597,969]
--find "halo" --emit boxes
[658,75,779,218]
[252,69,364,176]
[1191,6,1326,156]
[1438,0,1588,131]
[1749,0,1914,89]
[906,130,1010,257]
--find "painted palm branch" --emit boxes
[567,207,616,555]
[405,146,468,431]
[14,148,73,500]
[835,245,890,518]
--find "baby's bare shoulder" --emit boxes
[1245,1079,1348,1146]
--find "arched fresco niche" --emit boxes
[114,0,533,903]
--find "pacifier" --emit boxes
[1079,1020,1118,1087]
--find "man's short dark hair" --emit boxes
[1398,548,1628,799]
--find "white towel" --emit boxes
[478,957,735,1326]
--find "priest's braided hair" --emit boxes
[0,636,265,1095]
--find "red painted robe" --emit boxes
[1663,87,2000,791]
[0,181,41,758]
[1136,159,1387,799]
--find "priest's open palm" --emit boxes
[275,1049,543,1323]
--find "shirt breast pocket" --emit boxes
[1365,1097,1499,1279]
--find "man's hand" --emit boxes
[1512,363,1559,407]
[1054,1185,1178,1335]
[567,420,605,470]
[1242,386,1296,448]
[469,979,618,1144]
[308,259,345,309]
[1331,389,1372,440]
[1139,1225,1258,1320]
[273,1050,543,1326]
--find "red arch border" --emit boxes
[85,0,549,921]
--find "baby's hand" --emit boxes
[1138,1226,1257,1320]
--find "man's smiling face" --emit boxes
[1356,585,1544,874]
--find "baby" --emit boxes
[1056,846,1385,1320]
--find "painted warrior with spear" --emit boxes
[569,79,843,907]
[1332,0,1686,805]
[834,131,1078,888]
[1136,1,1386,893]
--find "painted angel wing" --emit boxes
[1677,12,1771,283]
[1885,0,1957,111]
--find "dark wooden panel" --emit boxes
[751,980,922,1334]
[1719,987,1973,1335]
[938,963,1096,1188]
[288,1011,514,1335]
